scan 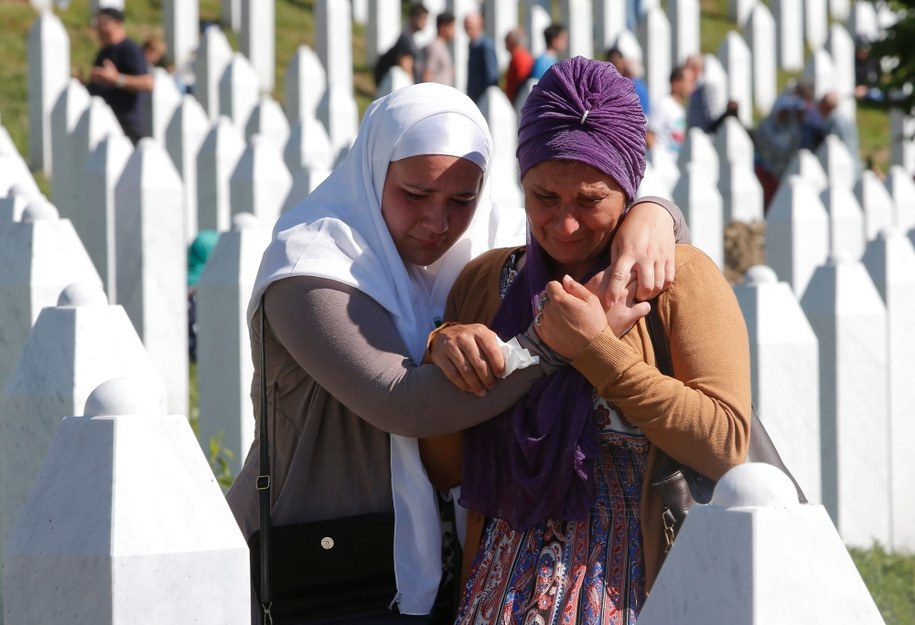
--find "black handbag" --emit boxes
[250,298,398,624]
[644,300,807,552]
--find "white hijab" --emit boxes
[248,83,494,615]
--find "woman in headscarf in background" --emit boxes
[227,81,688,623]
[424,58,751,624]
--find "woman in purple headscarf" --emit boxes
[422,57,751,624]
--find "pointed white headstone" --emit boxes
[27,11,70,174]
[638,464,884,624]
[240,0,275,93]
[222,0,241,31]
[784,148,828,192]
[2,377,250,624]
[595,0,626,54]
[719,160,763,225]
[283,46,327,126]
[772,0,804,71]
[855,170,896,243]
[765,175,830,296]
[884,165,915,232]
[488,0,518,70]
[817,133,857,190]
[0,282,166,599]
[848,0,880,44]
[638,7,672,105]
[728,0,756,27]
[149,67,183,143]
[114,139,188,416]
[80,134,134,301]
[734,266,821,504]
[671,162,724,267]
[197,214,271,475]
[165,95,211,245]
[50,79,90,206]
[229,135,292,229]
[668,0,700,67]
[560,0,594,61]
[366,0,400,68]
[827,24,856,104]
[284,118,335,176]
[197,116,246,233]
[218,53,261,131]
[376,65,414,97]
[820,185,865,261]
[889,108,915,176]
[163,0,199,70]
[677,127,719,183]
[713,116,754,172]
[244,95,290,150]
[66,96,125,220]
[478,87,522,211]
[802,48,837,99]
[743,4,777,116]
[805,0,828,51]
[0,202,102,392]
[717,32,753,127]
[194,26,234,120]
[800,256,890,548]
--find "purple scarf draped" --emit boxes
[459,238,605,530]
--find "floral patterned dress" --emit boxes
[454,251,648,625]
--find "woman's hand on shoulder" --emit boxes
[429,323,505,396]
[605,201,676,304]
[585,272,652,337]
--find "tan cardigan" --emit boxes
[424,243,752,591]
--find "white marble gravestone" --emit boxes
[196,214,270,475]
[148,67,183,144]
[805,0,828,51]
[2,378,250,625]
[240,0,275,93]
[595,0,626,54]
[671,162,723,268]
[27,11,69,175]
[163,0,198,70]
[765,175,830,296]
[560,0,593,61]
[771,0,804,71]
[114,139,188,416]
[478,87,522,211]
[817,133,858,193]
[828,24,856,105]
[638,161,674,200]
[487,0,518,70]
[861,231,915,553]
[719,160,763,225]
[283,46,327,126]
[889,109,915,175]
[677,128,719,183]
[377,65,414,97]
[165,95,211,246]
[50,79,90,206]
[0,138,41,201]
[229,135,292,229]
[80,133,134,302]
[802,48,837,100]
[66,97,125,220]
[848,0,880,44]
[728,0,756,27]
[219,52,261,131]
[638,464,884,624]
[366,0,400,68]
[284,118,335,177]
[830,0,851,22]
[713,116,754,172]
[700,54,730,123]
[222,0,241,32]
[734,266,821,505]
[668,0,700,67]
[283,166,331,212]
[648,145,680,197]
[197,116,246,233]
[855,170,895,242]
[613,29,643,63]
[717,32,753,127]
[884,165,915,232]
[0,282,165,605]
[316,0,359,155]
[743,3,776,116]
[784,148,829,192]
[244,95,290,150]
[638,7,671,104]
[820,185,865,261]
[800,256,890,548]
[0,203,102,393]
[194,26,234,121]
[0,186,42,227]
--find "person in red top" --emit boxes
[503,27,533,106]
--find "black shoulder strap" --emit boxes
[256,297,274,621]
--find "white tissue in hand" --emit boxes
[499,337,540,378]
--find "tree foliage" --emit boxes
[870,0,915,114]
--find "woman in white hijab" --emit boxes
[227,82,685,624]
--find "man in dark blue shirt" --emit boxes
[463,11,499,105]
[87,8,153,144]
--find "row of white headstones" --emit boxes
[2,0,912,622]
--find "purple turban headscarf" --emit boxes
[460,57,648,531]
[517,56,647,202]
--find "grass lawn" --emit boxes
[1,0,912,618]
